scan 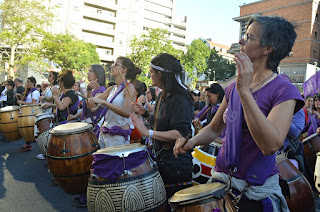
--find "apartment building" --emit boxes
[205,39,234,61]
[229,0,320,83]
[47,0,188,65]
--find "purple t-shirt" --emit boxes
[215,75,304,183]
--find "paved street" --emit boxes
[1,134,320,212]
[0,136,86,212]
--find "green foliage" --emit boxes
[181,39,210,84]
[205,48,236,81]
[40,33,100,78]
[127,28,182,85]
[0,0,55,77]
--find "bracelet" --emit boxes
[142,110,149,119]
[87,86,93,91]
[148,129,154,138]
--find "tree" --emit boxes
[40,33,100,78]
[205,49,236,81]
[181,39,210,84]
[0,0,54,78]
[127,28,182,84]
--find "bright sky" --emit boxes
[174,0,259,47]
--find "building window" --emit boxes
[314,50,317,57]
[316,31,318,39]
[316,13,319,21]
[119,40,122,44]
[288,51,293,57]
[97,9,102,14]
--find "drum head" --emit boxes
[302,133,318,143]
[50,122,92,135]
[170,183,226,204]
[94,143,146,157]
[21,104,41,108]
[35,112,54,121]
[210,141,222,148]
[0,106,20,112]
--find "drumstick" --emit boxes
[67,105,70,117]
[76,92,106,109]
[181,133,191,149]
[302,133,318,143]
[117,70,135,103]
[198,106,212,120]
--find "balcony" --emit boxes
[171,16,187,27]
[170,27,186,36]
[82,35,115,49]
[82,20,115,36]
[96,49,114,62]
[169,35,186,45]
[84,0,117,11]
[83,8,117,23]
[227,43,240,54]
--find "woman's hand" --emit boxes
[39,96,45,102]
[192,118,200,127]
[17,100,23,105]
[234,52,254,93]
[41,102,50,109]
[313,110,320,119]
[173,137,194,158]
[132,102,145,115]
[130,113,148,137]
[89,97,105,106]
[67,114,75,121]
[87,80,100,91]
[51,86,59,97]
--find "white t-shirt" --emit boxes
[25,90,40,103]
[0,87,7,102]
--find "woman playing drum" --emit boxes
[39,71,59,113]
[68,64,107,139]
[131,53,194,203]
[302,93,320,136]
[17,76,40,152]
[88,57,140,148]
[174,15,304,211]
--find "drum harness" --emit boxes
[224,167,250,211]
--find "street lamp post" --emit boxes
[213,70,216,81]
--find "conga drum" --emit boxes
[276,154,315,212]
[302,133,320,170]
[87,144,167,212]
[314,152,320,193]
[0,106,21,141]
[192,141,222,184]
[47,122,99,195]
[18,104,42,142]
[169,183,236,212]
[34,112,55,138]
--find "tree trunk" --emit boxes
[9,45,16,78]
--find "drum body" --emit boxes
[47,123,99,195]
[37,130,51,157]
[0,106,21,141]
[34,112,55,138]
[276,154,315,212]
[192,141,222,184]
[18,104,42,142]
[314,152,320,193]
[87,144,167,212]
[169,183,235,212]
[303,135,320,170]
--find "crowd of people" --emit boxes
[0,14,319,211]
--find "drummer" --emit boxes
[68,64,107,138]
[302,93,320,136]
[39,71,59,113]
[193,83,225,128]
[53,70,78,125]
[17,76,40,152]
[88,57,140,148]
[173,15,304,211]
[131,53,194,201]
[3,80,16,106]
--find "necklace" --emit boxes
[250,72,275,92]
[252,73,277,100]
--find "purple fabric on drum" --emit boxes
[92,150,149,182]
[100,126,132,141]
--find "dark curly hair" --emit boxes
[205,83,225,104]
[58,70,75,89]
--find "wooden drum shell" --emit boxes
[276,154,315,212]
[47,124,99,195]
[18,105,41,143]
[303,135,320,170]
[0,106,21,141]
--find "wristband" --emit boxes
[87,86,93,91]
[148,129,154,138]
